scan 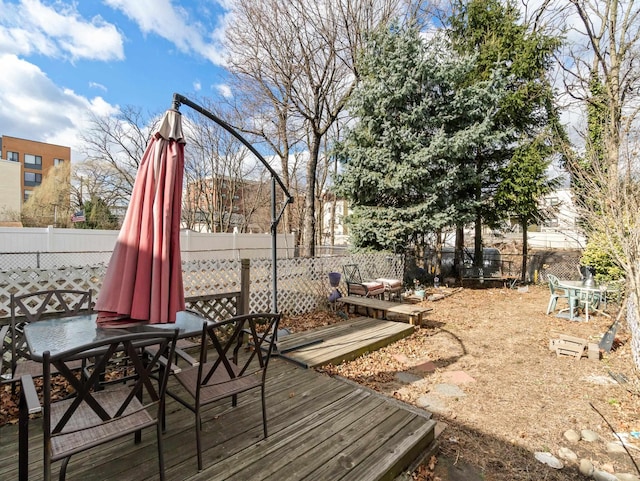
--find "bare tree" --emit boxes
[21,162,71,227]
[568,145,640,369]
[554,0,640,181]
[225,0,405,256]
[182,103,269,233]
[71,158,131,214]
[80,106,160,204]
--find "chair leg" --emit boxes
[261,385,268,438]
[59,456,71,481]
[546,295,557,315]
[156,423,166,481]
[196,411,203,471]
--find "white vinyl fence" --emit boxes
[0,227,295,270]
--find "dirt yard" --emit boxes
[283,285,640,481]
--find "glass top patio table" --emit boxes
[24,310,210,361]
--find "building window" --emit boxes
[24,154,42,168]
[24,190,33,202]
[54,158,65,166]
[544,218,559,228]
[24,172,42,186]
[7,151,19,162]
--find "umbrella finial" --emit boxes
[171,93,182,111]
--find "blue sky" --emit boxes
[0,0,232,161]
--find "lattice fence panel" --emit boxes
[245,254,406,315]
[0,252,405,320]
[185,293,241,321]
[182,258,242,297]
[0,266,106,319]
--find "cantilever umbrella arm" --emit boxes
[171,93,293,315]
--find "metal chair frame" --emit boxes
[168,312,281,471]
[3,289,93,392]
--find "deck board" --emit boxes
[277,317,416,367]
[1,319,434,480]
[1,358,436,481]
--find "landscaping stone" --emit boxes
[581,429,600,442]
[557,446,577,462]
[441,370,476,384]
[395,372,423,384]
[564,429,581,443]
[616,473,640,481]
[414,360,437,373]
[601,462,615,473]
[392,353,410,365]
[534,452,563,469]
[434,383,466,397]
[579,459,594,477]
[593,469,619,481]
[605,441,628,454]
[416,393,447,413]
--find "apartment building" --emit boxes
[0,135,70,204]
[183,175,273,233]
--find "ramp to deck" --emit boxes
[276,316,416,368]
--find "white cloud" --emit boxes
[104,0,227,65]
[0,54,119,162]
[89,81,108,92]
[215,83,232,98]
[193,80,202,92]
[0,0,124,61]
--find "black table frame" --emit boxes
[18,310,210,481]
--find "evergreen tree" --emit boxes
[77,197,119,230]
[336,26,509,274]
[495,135,560,280]
[448,0,561,269]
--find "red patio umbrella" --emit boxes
[96,109,186,326]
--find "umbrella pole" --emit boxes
[271,177,278,314]
[171,93,304,353]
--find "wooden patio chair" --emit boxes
[21,328,179,481]
[2,289,93,393]
[168,312,281,471]
[342,264,386,298]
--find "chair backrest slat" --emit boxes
[343,264,362,284]
[199,313,281,389]
[9,289,94,369]
[43,329,178,440]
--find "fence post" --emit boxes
[240,258,250,315]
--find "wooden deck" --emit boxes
[338,297,433,326]
[0,358,437,481]
[275,316,416,368]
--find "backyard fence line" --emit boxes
[0,227,296,270]
[0,252,402,320]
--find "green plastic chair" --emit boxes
[546,274,569,315]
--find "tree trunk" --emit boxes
[435,228,443,277]
[454,225,465,281]
[474,212,483,271]
[521,219,528,282]
[474,154,483,271]
[303,133,321,257]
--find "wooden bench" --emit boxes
[338,295,432,326]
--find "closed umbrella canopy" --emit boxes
[96,109,186,326]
